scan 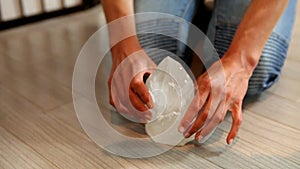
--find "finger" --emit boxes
[109,65,127,109]
[178,77,210,133]
[110,72,135,118]
[131,75,154,109]
[108,77,115,107]
[115,102,130,116]
[116,102,148,123]
[129,89,152,120]
[195,101,227,143]
[111,74,151,123]
[127,75,153,121]
[195,127,217,144]
[178,92,201,133]
[134,109,152,123]
[227,101,243,144]
[129,89,148,112]
[183,95,212,138]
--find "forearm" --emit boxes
[225,0,289,73]
[102,0,134,22]
[102,0,140,55]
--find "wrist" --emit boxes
[223,48,260,74]
[110,35,142,59]
[222,51,259,78]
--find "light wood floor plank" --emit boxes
[267,77,300,103]
[191,129,299,169]
[0,85,220,168]
[47,99,300,169]
[244,92,300,130]
[47,102,221,169]
[174,112,300,169]
[0,86,126,169]
[280,59,300,81]
[220,112,300,165]
[0,127,57,169]
[0,56,72,111]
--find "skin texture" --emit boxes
[102,0,289,144]
[109,42,156,123]
[103,0,155,122]
[180,0,289,144]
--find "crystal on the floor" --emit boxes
[145,56,195,146]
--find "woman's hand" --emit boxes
[179,53,252,144]
[178,0,289,144]
[108,36,156,123]
[102,0,155,123]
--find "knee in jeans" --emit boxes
[246,72,280,96]
[246,33,289,96]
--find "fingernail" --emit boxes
[146,114,152,120]
[184,132,190,138]
[228,139,233,145]
[178,126,185,133]
[146,102,153,109]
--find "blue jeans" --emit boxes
[134,0,297,96]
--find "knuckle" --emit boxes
[190,103,200,113]
[134,104,147,112]
[226,92,232,100]
[130,78,138,86]
[140,92,149,100]
[134,76,142,83]
[201,78,210,87]
[217,114,224,124]
[231,98,243,110]
[131,79,142,89]
[235,117,243,126]
[235,98,243,104]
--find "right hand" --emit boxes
[108,36,156,123]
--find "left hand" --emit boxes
[178,53,253,144]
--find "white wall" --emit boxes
[44,0,63,12]
[22,0,43,17]
[0,0,83,21]
[0,0,22,21]
[64,0,82,8]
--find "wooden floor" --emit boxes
[1,4,300,169]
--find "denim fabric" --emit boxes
[207,0,297,95]
[134,0,297,95]
[134,0,197,64]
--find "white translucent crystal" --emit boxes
[145,57,195,146]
